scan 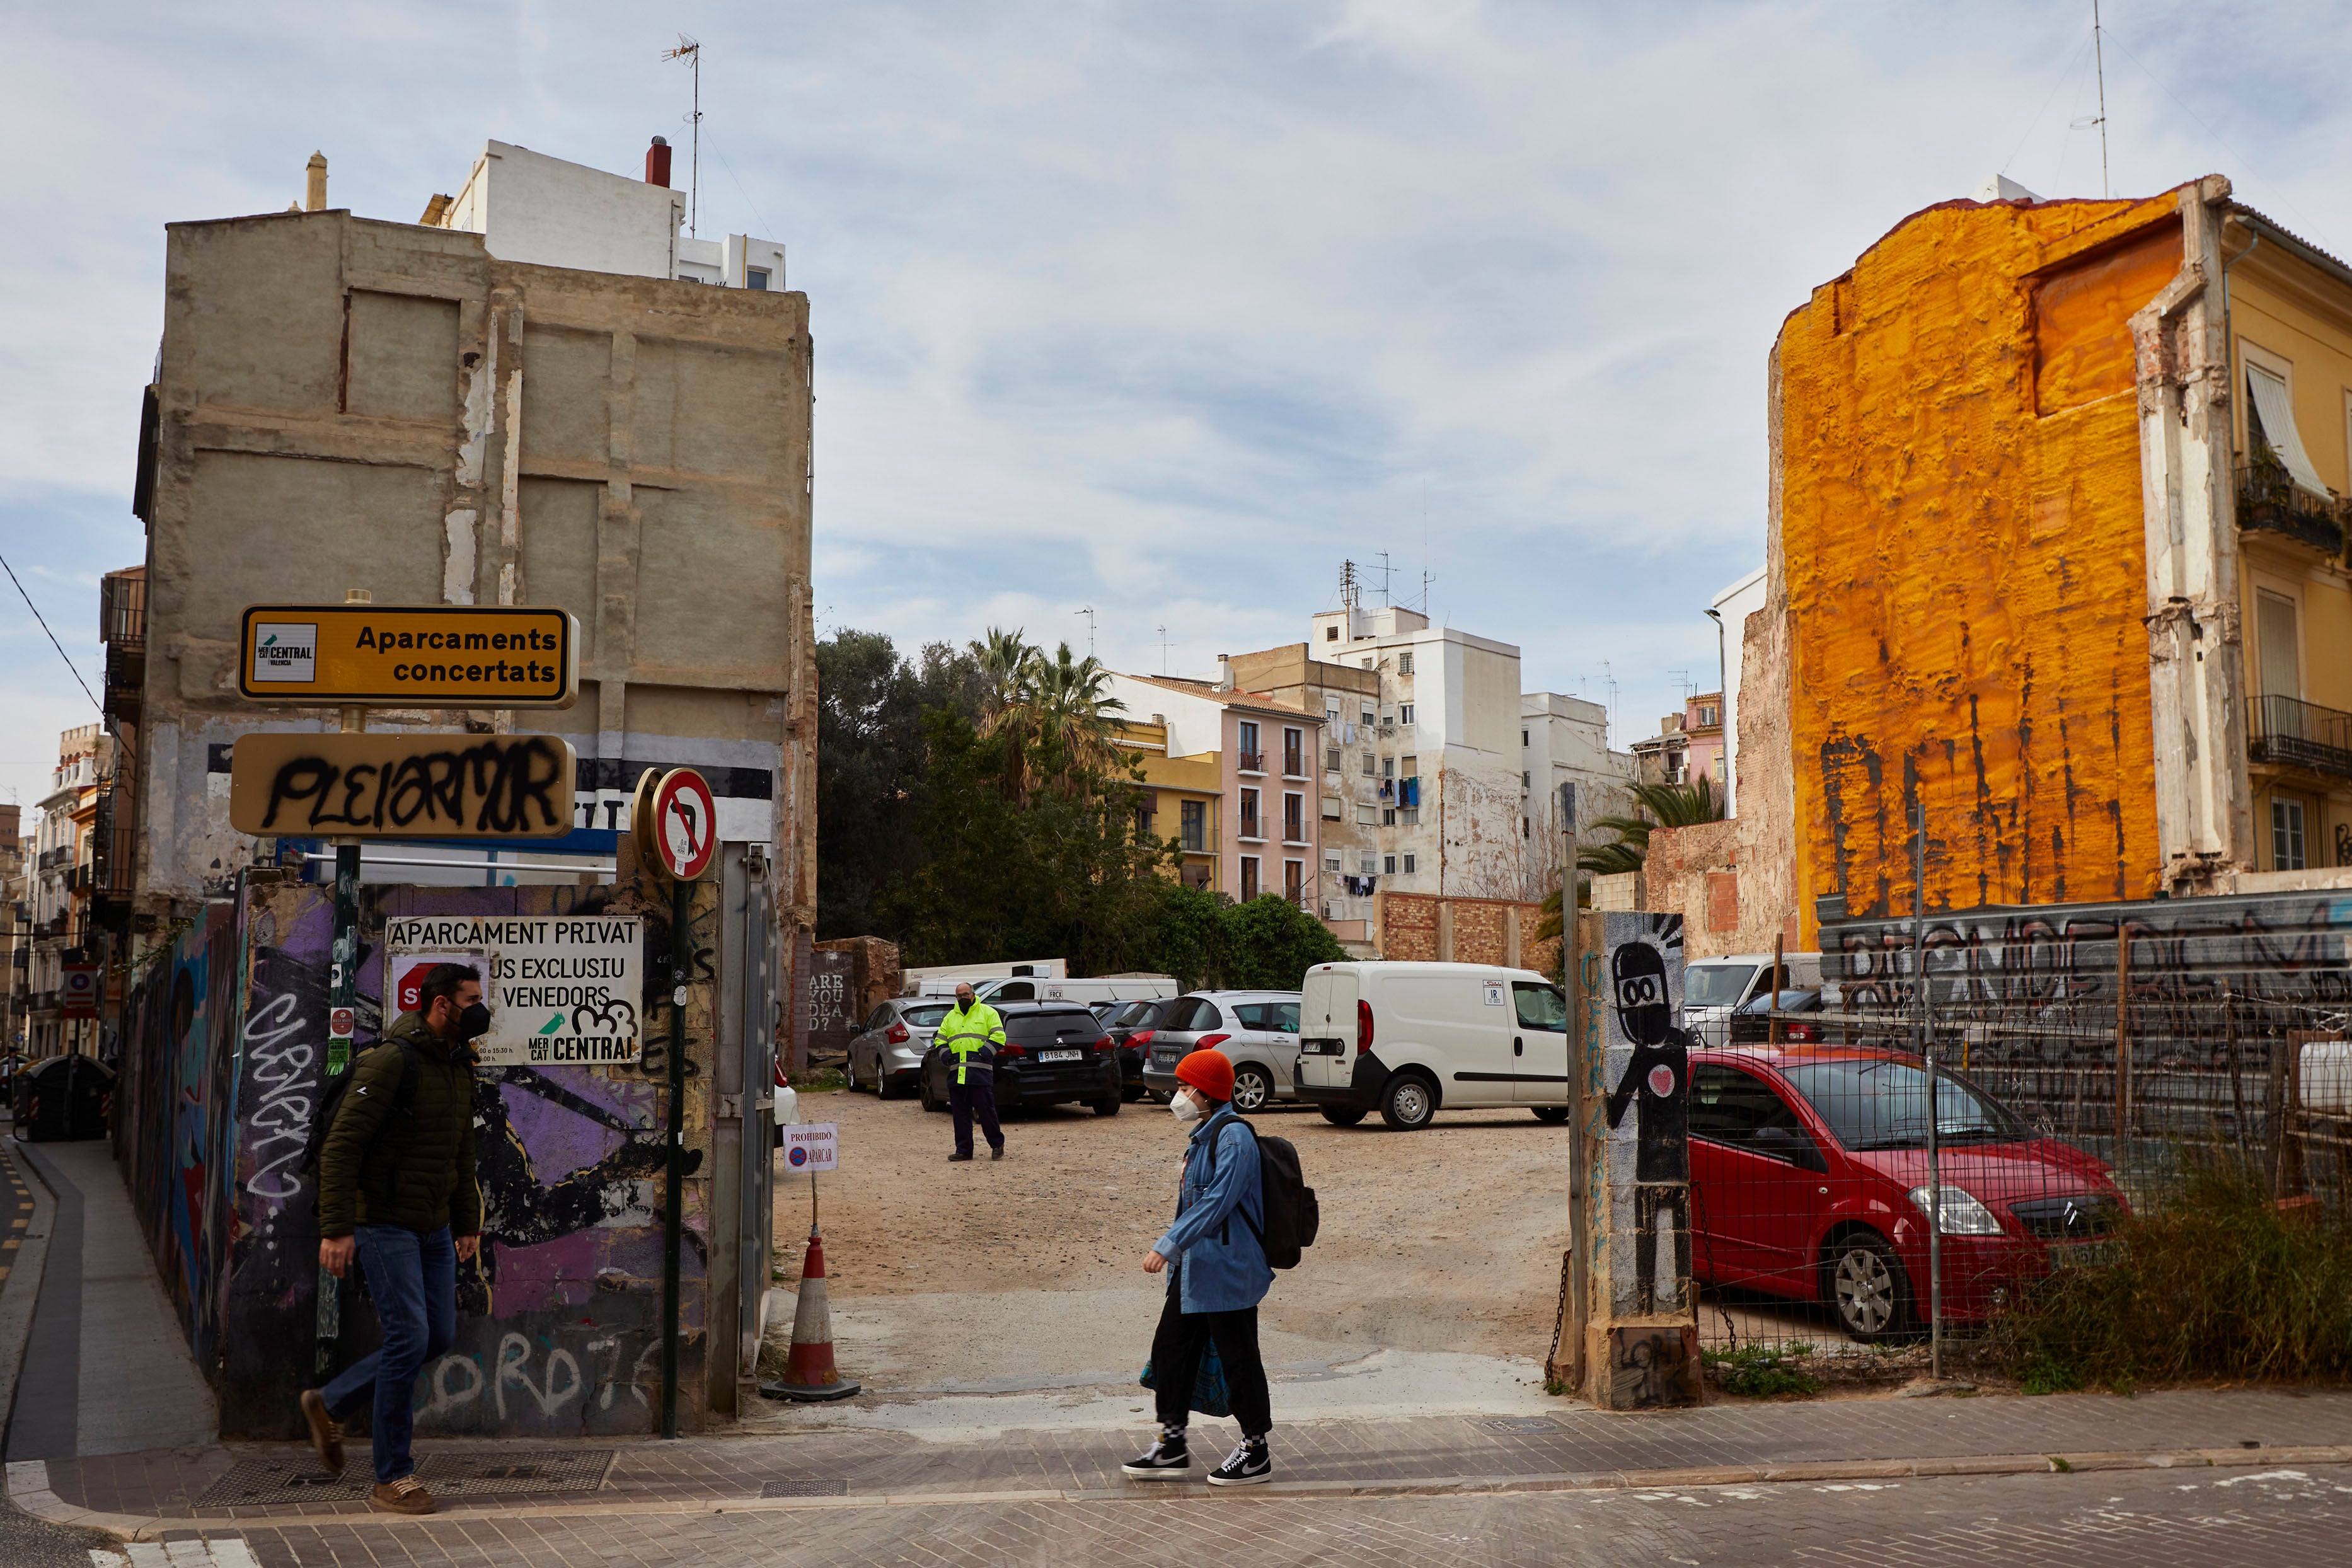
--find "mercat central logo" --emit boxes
[538,1015,565,1035]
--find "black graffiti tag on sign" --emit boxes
[229,733,579,839]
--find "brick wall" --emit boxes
[1375,890,1559,976]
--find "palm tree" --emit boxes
[1535,777,1725,955]
[969,628,1042,799]
[1026,642,1128,790]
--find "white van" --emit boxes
[972,974,1178,1007]
[1293,962,1569,1131]
[1681,952,1820,1046]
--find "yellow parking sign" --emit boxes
[239,604,579,706]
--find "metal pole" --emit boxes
[2115,933,2131,1147]
[662,874,690,1439]
[1559,783,1588,1392]
[1914,798,1940,1381]
[317,673,365,1379]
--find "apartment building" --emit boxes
[0,806,25,1052]
[1111,716,1226,892]
[1629,693,1725,788]
[27,726,111,1059]
[1103,673,1323,908]
[1523,693,1638,843]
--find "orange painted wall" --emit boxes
[1776,192,2190,940]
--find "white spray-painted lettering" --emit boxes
[241,990,318,1204]
[493,1331,583,1419]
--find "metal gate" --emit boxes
[707,843,780,1414]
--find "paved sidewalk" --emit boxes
[9,1386,2349,1538]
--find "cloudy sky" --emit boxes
[6,1,2351,816]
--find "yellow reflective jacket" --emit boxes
[936,1000,1008,1085]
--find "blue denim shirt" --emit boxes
[1153,1106,1272,1314]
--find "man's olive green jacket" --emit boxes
[317,1009,483,1238]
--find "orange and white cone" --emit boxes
[759,1228,862,1402]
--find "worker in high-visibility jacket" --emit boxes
[937,983,1008,1162]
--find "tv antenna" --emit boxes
[1375,551,1394,607]
[1075,606,1095,660]
[1599,659,1619,745]
[662,35,703,237]
[1669,668,1693,701]
[2070,3,2109,197]
[1156,624,1172,675]
[1339,559,1360,611]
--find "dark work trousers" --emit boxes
[949,1076,1003,1156]
[1633,1184,1692,1315]
[320,1224,457,1484]
[1150,1268,1272,1439]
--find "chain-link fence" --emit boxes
[1685,890,2352,1377]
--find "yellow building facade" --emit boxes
[1763,176,2352,943]
[1112,719,1225,892]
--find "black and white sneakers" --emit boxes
[1121,1428,1192,1479]
[1206,1436,1272,1487]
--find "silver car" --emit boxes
[848,998,952,1098]
[1139,990,1303,1113]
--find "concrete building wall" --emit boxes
[444,140,681,279]
[1712,567,1767,815]
[135,210,815,947]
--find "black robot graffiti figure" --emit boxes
[1604,939,1693,1315]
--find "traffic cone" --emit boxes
[758,1228,862,1402]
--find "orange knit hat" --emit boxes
[1173,1047,1235,1102]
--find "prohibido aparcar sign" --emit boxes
[386,914,645,1066]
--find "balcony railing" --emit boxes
[1282,750,1305,777]
[100,569,147,649]
[2248,693,2352,780]
[1237,751,1265,774]
[2238,461,2347,556]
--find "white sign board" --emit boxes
[385,914,645,1066]
[782,1122,838,1174]
[1482,979,1506,1007]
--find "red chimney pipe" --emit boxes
[645,136,672,188]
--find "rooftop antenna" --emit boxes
[1076,606,1095,660]
[1415,569,1434,614]
[1669,668,1693,701]
[1339,559,1361,611]
[2093,0,2109,198]
[1156,624,1172,676]
[1600,659,1619,746]
[662,35,703,237]
[1376,551,1393,607]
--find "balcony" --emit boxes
[2249,695,2352,780]
[2238,460,2346,558]
[1282,751,1306,778]
[1237,751,1266,775]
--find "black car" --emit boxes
[1101,996,1180,1099]
[918,1002,1122,1115]
[1726,987,1842,1045]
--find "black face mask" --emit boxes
[454,1001,493,1041]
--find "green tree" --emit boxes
[1218,894,1349,990]
[1576,777,1723,877]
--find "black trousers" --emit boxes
[950,1077,1002,1156]
[1150,1274,1272,1439]
[1633,1184,1692,1315]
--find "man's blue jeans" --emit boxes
[320,1225,456,1484]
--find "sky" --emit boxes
[6,0,2352,820]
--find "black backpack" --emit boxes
[1208,1114,1319,1269]
[297,1041,424,1184]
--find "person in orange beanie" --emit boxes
[1122,1047,1275,1486]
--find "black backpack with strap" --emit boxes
[297,1040,425,1190]
[1206,1112,1319,1269]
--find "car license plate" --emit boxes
[2050,1239,2123,1270]
[1038,1048,1082,1064]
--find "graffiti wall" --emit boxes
[1596,912,1694,1321]
[118,863,724,1440]
[113,901,245,1374]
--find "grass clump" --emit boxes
[1997,1167,2352,1390]
[1703,1342,1821,1398]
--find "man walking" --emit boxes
[299,964,488,1515]
[1124,1049,1275,1485]
[936,982,1006,1162]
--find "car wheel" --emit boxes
[1380,1073,1437,1131]
[919,1073,943,1113]
[1319,1106,1367,1127]
[1230,1064,1274,1113]
[1531,1106,1572,1124]
[1093,1093,1122,1117]
[1825,1231,1912,1342]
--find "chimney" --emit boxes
[645,136,672,188]
[1214,655,1234,693]
[304,151,328,212]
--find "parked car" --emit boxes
[1682,952,1821,1046]
[1292,962,1571,1131]
[1102,995,1180,1100]
[1139,992,1303,1112]
[918,1002,1122,1115]
[847,998,953,1098]
[1726,986,1845,1045]
[1687,1044,2127,1342]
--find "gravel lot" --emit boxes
[770,1085,1577,1363]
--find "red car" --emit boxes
[1687,1046,2126,1342]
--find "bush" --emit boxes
[1702,1342,1821,1398]
[1995,1168,2352,1390]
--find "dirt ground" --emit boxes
[770,1086,1581,1363]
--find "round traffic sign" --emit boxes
[645,768,717,882]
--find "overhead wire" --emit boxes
[1,553,100,713]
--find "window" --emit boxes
[1361,706,1375,727]
[1402,754,1416,773]
[1136,802,1156,836]
[2274,799,2309,871]
[1361,751,1375,776]
[1238,721,1261,769]
[1398,703,1415,725]
[1241,856,1260,899]
[1522,770,1531,788]
[1383,807,1396,825]
[1284,860,1303,901]
[1382,756,1395,778]
[1283,727,1304,775]
[1398,652,1414,674]
[1325,746,1341,771]
[1523,816,1530,838]
[1326,625,1339,641]
[1322,794,1340,821]
[1180,799,1206,853]
[1699,705,1719,727]
[2245,360,2329,495]
[1239,788,1261,838]
[1167,997,1223,1030]
[1324,852,1342,873]
[1522,728,1530,747]
[746,267,771,291]
[1400,807,1419,824]
[1361,657,1373,669]
[1513,981,1567,1032]
[1355,802,1378,826]
[1284,793,1303,841]
[1690,1064,1814,1160]
[1358,855,1376,875]
[2257,590,2300,701]
[1402,853,1416,873]
[1383,854,1397,875]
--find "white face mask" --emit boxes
[1170,1090,1204,1123]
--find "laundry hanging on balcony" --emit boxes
[2246,364,2332,499]
[1339,874,1376,897]
[1398,776,1420,808]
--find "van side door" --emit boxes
[1510,981,1570,1102]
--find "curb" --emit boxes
[11,1443,2351,1540]
[0,1131,58,1442]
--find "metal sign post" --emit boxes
[1557,782,1588,1391]
[1913,798,1942,1383]
[638,767,716,1441]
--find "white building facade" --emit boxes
[1710,566,1767,816]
